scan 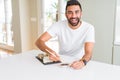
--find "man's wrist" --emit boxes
[80,59,88,65]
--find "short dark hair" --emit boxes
[65,0,82,11]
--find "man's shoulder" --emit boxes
[56,20,67,24]
[49,20,67,29]
[82,21,93,26]
[82,21,94,28]
[51,20,67,28]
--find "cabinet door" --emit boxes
[113,0,120,66]
[113,46,120,65]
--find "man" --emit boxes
[35,0,95,69]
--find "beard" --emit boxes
[67,17,80,26]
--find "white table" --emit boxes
[0,50,120,80]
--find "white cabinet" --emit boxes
[113,45,120,65]
[113,0,120,65]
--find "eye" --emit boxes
[67,11,73,15]
[75,10,80,14]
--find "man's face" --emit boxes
[66,5,82,26]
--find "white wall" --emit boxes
[81,0,116,64]
[12,0,22,53]
[12,0,33,53]
[19,0,32,52]
[29,0,40,49]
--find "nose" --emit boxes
[71,12,77,18]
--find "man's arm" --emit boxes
[35,32,52,51]
[35,32,60,61]
[70,42,94,69]
[81,42,94,62]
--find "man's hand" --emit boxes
[70,60,85,69]
[45,49,60,62]
[48,52,61,62]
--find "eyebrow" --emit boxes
[67,10,80,13]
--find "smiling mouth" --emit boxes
[70,18,79,24]
[71,19,77,22]
[68,17,80,26]
[70,17,79,21]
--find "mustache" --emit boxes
[70,17,78,19]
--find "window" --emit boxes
[40,0,67,52]
[0,0,13,46]
[42,0,67,31]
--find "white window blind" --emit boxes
[0,0,13,46]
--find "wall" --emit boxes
[12,0,22,53]
[12,0,34,53]
[29,0,39,49]
[81,0,116,64]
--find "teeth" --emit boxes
[71,19,77,22]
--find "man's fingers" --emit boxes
[70,61,84,69]
[49,54,60,61]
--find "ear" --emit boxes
[80,12,83,19]
[80,11,82,16]
[65,12,67,18]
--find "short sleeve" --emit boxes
[85,26,95,43]
[46,22,59,37]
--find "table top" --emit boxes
[0,50,120,80]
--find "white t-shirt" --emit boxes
[47,20,95,59]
